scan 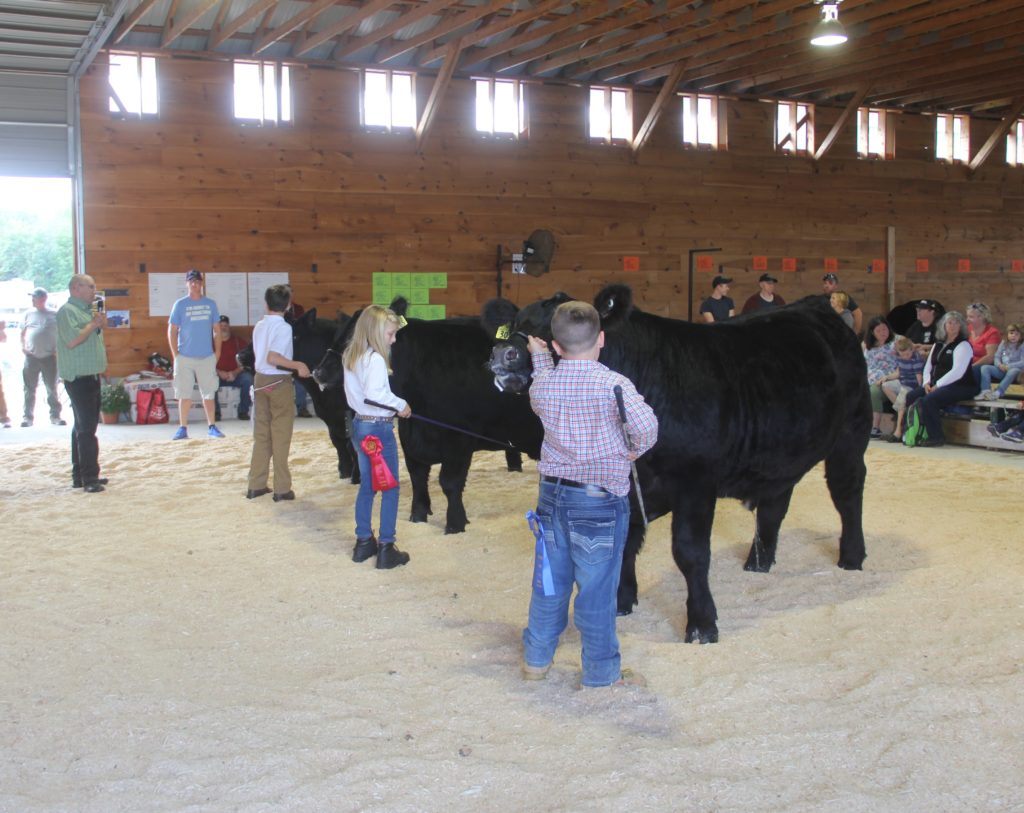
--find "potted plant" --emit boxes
[99,382,131,424]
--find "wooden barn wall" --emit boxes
[79,57,1024,377]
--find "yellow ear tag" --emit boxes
[495,324,510,340]
[398,315,408,328]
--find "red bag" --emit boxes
[136,387,169,425]
[360,435,398,491]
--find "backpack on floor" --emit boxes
[903,401,928,447]
[136,387,169,425]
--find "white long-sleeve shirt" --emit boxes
[344,349,407,416]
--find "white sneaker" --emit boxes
[979,390,998,400]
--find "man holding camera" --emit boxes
[56,274,108,492]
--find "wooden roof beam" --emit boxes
[208,0,278,49]
[111,0,160,44]
[162,0,219,48]
[815,82,871,161]
[969,97,1024,174]
[333,0,453,60]
[252,0,337,55]
[417,37,462,151]
[375,0,509,64]
[632,59,686,155]
[294,0,397,57]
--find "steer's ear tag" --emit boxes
[398,315,408,328]
[495,324,510,341]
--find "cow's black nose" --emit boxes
[502,346,520,366]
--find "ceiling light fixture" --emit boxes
[810,0,847,47]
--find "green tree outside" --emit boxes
[0,177,74,292]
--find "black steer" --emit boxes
[313,306,542,533]
[486,284,870,643]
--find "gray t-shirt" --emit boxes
[22,308,58,357]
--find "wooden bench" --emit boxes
[941,384,1024,452]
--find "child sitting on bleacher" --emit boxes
[986,401,1024,443]
[881,336,925,442]
[977,324,1024,400]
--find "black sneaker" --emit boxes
[376,543,410,569]
[352,535,378,563]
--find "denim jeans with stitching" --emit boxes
[522,479,630,687]
[351,418,400,544]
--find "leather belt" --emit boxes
[355,414,394,422]
[541,475,609,494]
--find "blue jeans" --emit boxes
[522,480,630,687]
[979,364,1022,396]
[351,419,400,543]
[218,371,253,415]
[906,382,977,441]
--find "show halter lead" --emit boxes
[363,399,516,449]
[613,384,649,529]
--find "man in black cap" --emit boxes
[741,273,786,314]
[821,273,863,335]
[20,287,65,427]
[905,300,940,358]
[699,275,735,322]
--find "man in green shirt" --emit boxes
[57,274,108,493]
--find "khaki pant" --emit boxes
[247,374,294,494]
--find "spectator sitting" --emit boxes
[881,336,925,442]
[862,315,898,439]
[830,291,855,331]
[699,275,735,323]
[904,311,977,448]
[215,315,252,420]
[905,299,940,359]
[965,302,1001,387]
[986,400,1024,443]
[741,273,786,314]
[977,323,1023,400]
[822,273,863,334]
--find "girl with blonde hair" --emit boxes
[343,305,412,569]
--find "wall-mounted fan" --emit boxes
[495,229,556,295]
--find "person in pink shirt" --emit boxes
[966,302,1001,389]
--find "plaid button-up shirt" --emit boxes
[530,351,657,496]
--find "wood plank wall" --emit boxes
[79,57,1024,377]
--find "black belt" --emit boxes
[541,475,609,494]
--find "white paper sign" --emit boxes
[205,273,250,325]
[148,274,184,317]
[247,272,290,322]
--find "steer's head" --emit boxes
[485,292,574,393]
[307,310,355,391]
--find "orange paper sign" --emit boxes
[1012,260,1024,273]
[781,257,797,273]
[753,256,768,271]
[915,258,929,273]
[872,259,886,274]
[957,258,971,273]
[696,255,714,272]
[824,257,838,272]
[622,256,640,272]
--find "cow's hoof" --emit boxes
[616,596,637,616]
[837,557,864,571]
[684,627,719,644]
[743,554,774,573]
[506,463,523,473]
[409,511,430,523]
[444,525,467,535]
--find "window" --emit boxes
[233,61,291,125]
[776,101,814,155]
[1007,120,1024,166]
[589,86,631,143]
[935,113,969,163]
[363,70,416,131]
[475,78,526,138]
[680,94,723,149]
[108,53,158,118]
[857,107,894,159]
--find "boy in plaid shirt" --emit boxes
[522,301,657,688]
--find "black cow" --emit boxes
[486,284,870,643]
[239,308,359,482]
[313,304,543,533]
